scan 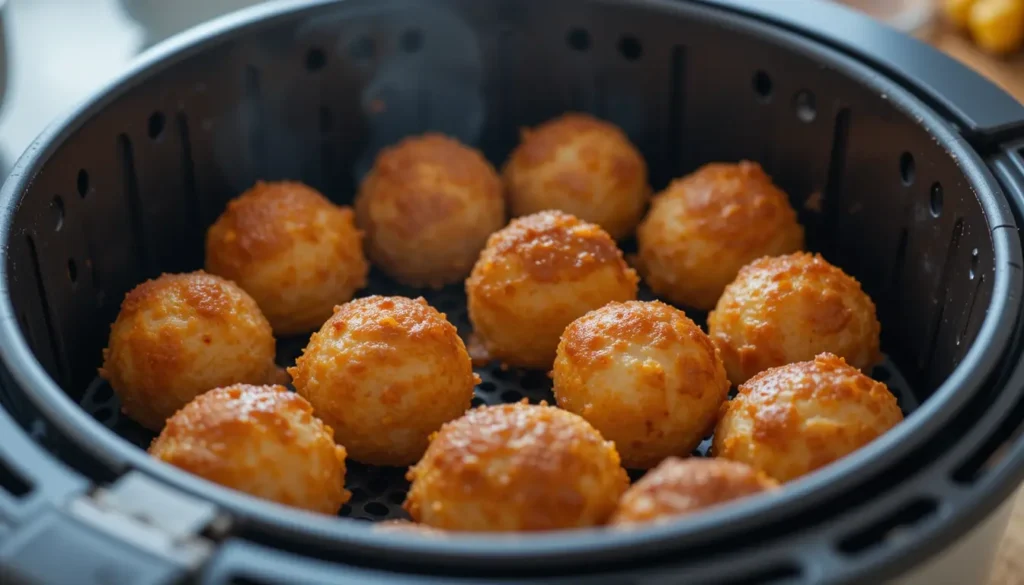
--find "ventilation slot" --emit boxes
[244,66,266,176]
[177,113,201,251]
[230,578,270,585]
[25,234,67,387]
[922,218,964,372]
[718,563,803,585]
[0,457,32,498]
[821,108,851,256]
[666,44,686,184]
[117,134,149,278]
[837,498,938,554]
[958,272,984,349]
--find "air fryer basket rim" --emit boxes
[0,0,1021,576]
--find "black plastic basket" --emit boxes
[2,1,1024,583]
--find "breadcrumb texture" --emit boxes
[205,180,368,336]
[99,271,277,431]
[466,210,639,369]
[636,161,804,310]
[553,301,730,469]
[404,401,629,532]
[503,113,650,240]
[288,295,476,466]
[708,252,882,386]
[610,457,778,526]
[355,133,506,288]
[712,353,903,483]
[149,384,350,515]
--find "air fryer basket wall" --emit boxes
[1,0,1024,583]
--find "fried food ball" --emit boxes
[636,161,805,310]
[707,252,881,386]
[355,133,505,288]
[502,113,650,240]
[205,180,368,336]
[944,0,977,28]
[552,301,730,469]
[288,295,477,466]
[466,210,639,369]
[404,401,629,532]
[609,457,778,526]
[712,353,903,483]
[99,271,277,431]
[969,0,1024,55]
[149,384,350,514]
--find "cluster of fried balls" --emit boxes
[98,112,903,533]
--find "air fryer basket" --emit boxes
[2,0,1024,583]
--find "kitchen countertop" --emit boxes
[0,0,1023,583]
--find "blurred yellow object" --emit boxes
[943,0,976,29]
[969,0,1024,55]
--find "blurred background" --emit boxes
[0,0,1022,174]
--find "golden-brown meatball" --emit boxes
[712,353,903,483]
[552,301,730,469]
[707,252,881,385]
[149,384,350,515]
[466,210,639,369]
[99,271,277,431]
[288,295,477,466]
[502,113,650,240]
[609,457,778,526]
[404,401,629,532]
[636,161,804,310]
[205,180,368,336]
[355,133,505,288]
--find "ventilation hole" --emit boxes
[501,390,524,403]
[76,169,89,198]
[521,371,548,391]
[872,365,891,382]
[478,381,496,393]
[401,29,424,53]
[67,259,77,284]
[148,111,166,140]
[492,367,514,381]
[367,477,389,495]
[350,488,368,502]
[793,90,816,123]
[837,498,938,554]
[900,152,916,186]
[93,407,113,422]
[363,502,389,517]
[567,28,591,51]
[618,36,643,61]
[0,458,32,498]
[970,248,979,280]
[305,47,326,71]
[930,182,943,217]
[318,106,332,133]
[93,384,113,404]
[752,70,773,102]
[51,196,64,231]
[340,504,353,516]
[471,396,485,408]
[351,37,375,61]
[718,563,802,585]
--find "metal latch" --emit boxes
[68,471,225,569]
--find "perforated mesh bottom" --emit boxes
[79,268,917,522]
